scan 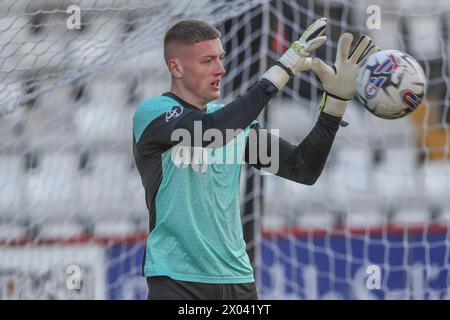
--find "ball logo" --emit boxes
[401,90,421,110]
[366,54,400,99]
[166,106,183,122]
[374,54,398,75]
[366,76,387,98]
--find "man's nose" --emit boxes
[215,61,225,75]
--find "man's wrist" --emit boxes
[262,65,291,91]
[276,61,294,77]
[319,92,349,117]
[325,91,352,102]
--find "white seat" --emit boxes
[424,162,450,204]
[263,175,312,218]
[74,99,132,141]
[268,100,313,140]
[18,18,68,70]
[67,16,123,68]
[361,111,417,148]
[24,86,75,138]
[440,206,450,224]
[332,148,371,200]
[0,156,25,217]
[263,172,338,231]
[79,153,133,220]
[89,81,129,106]
[0,16,31,71]
[262,213,286,231]
[127,169,148,219]
[366,12,402,51]
[372,148,421,203]
[39,222,84,239]
[25,153,79,222]
[346,210,384,229]
[297,208,335,231]
[406,16,442,60]
[397,0,442,60]
[0,223,27,241]
[0,83,25,134]
[393,203,430,225]
[94,219,137,237]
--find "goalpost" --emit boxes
[0,0,449,299]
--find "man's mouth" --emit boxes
[211,80,220,89]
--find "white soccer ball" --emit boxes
[356,49,427,119]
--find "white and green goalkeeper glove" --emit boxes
[311,33,380,118]
[263,17,327,91]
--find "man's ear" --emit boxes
[167,58,183,79]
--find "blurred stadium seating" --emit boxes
[0,0,449,299]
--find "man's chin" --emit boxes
[209,91,220,101]
[202,91,220,104]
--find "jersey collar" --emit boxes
[162,92,207,113]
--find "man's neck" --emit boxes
[163,92,205,112]
[170,83,207,111]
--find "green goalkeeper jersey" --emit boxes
[133,92,255,284]
[133,80,342,284]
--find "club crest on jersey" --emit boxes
[166,105,183,122]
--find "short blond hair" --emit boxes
[164,20,221,62]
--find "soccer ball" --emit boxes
[356,49,427,119]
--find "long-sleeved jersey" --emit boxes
[132,79,341,283]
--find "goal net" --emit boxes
[1,0,449,299]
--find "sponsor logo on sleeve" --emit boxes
[166,105,183,122]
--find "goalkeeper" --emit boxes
[132,19,379,300]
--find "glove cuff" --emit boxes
[319,92,349,117]
[276,61,294,77]
[325,91,352,102]
[262,65,291,91]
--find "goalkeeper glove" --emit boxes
[263,17,327,91]
[311,33,380,117]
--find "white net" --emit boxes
[0,0,449,300]
[260,0,450,299]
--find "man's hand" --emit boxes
[263,17,327,91]
[311,33,380,117]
